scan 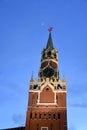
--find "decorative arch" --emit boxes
[41,83,54,92]
[40,85,54,103]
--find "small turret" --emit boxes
[30,71,34,82]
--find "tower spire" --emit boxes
[25,29,67,130]
[46,27,54,49]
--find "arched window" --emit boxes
[49,113,51,119]
[44,113,46,119]
[37,124,39,130]
[51,123,53,130]
[54,53,56,58]
[35,113,37,118]
[47,51,51,57]
[46,87,49,91]
[53,114,55,119]
[30,112,32,119]
[58,113,60,119]
[39,113,41,119]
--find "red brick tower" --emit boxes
[25,30,67,130]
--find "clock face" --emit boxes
[43,67,54,78]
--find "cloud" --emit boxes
[41,22,45,26]
[68,83,87,97]
[12,114,25,126]
[70,103,87,108]
[68,124,77,130]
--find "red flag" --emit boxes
[48,27,53,32]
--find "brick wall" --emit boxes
[40,86,54,103]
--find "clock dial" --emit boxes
[43,67,54,78]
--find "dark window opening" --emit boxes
[50,123,53,130]
[54,53,56,58]
[47,51,51,57]
[42,53,45,58]
[52,78,55,82]
[53,114,55,119]
[56,95,58,99]
[57,84,62,89]
[34,84,38,89]
[44,114,46,119]
[49,114,51,119]
[58,113,60,119]
[46,87,49,91]
[30,112,32,119]
[41,78,43,82]
[42,128,48,130]
[39,114,41,118]
[35,113,37,118]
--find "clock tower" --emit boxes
[25,29,67,130]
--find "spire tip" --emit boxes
[48,27,53,32]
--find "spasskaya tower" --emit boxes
[25,28,68,130]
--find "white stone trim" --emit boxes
[40,82,54,91]
[29,83,67,105]
[29,90,39,92]
[29,90,67,93]
[54,92,56,103]
[41,59,58,64]
[37,102,57,105]
[37,92,40,103]
[28,106,66,108]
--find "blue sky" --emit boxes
[0,0,87,129]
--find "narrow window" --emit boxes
[58,113,60,119]
[46,87,49,91]
[51,123,53,130]
[35,113,37,118]
[54,53,56,58]
[44,113,46,119]
[49,114,51,119]
[39,113,41,118]
[30,112,32,119]
[41,78,43,82]
[47,51,51,57]
[53,114,55,119]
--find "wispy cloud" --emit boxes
[70,102,87,108]
[68,83,87,97]
[68,125,77,130]
[12,114,25,126]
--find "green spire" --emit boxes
[46,32,54,49]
